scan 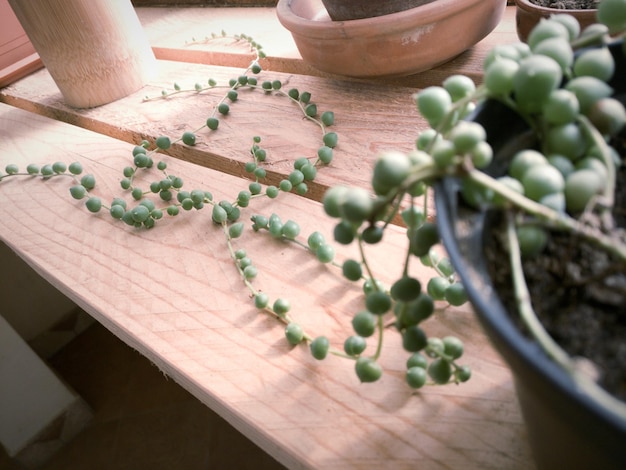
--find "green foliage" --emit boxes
[17,7,626,393]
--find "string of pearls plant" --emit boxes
[319,0,626,396]
[3,0,626,392]
[0,32,471,389]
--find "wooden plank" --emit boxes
[0,0,43,87]
[0,103,533,469]
[0,52,42,88]
[0,60,424,203]
[0,6,519,202]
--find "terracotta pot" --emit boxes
[320,0,437,21]
[276,0,507,78]
[435,41,626,470]
[515,0,598,42]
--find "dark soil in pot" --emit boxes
[529,0,599,8]
[321,0,437,21]
[483,133,626,402]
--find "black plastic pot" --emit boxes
[435,41,626,470]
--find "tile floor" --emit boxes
[1,322,285,470]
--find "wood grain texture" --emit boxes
[0,60,423,203]
[0,103,533,469]
[0,6,535,468]
[0,6,519,202]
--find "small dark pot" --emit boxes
[435,41,626,470]
[320,0,437,21]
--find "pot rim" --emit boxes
[514,0,599,15]
[277,0,488,39]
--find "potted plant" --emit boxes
[434,53,626,468]
[319,0,625,467]
[276,0,507,77]
[433,4,625,470]
[2,1,625,466]
[515,0,600,41]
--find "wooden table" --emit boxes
[0,6,534,469]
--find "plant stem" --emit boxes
[466,169,626,261]
[373,315,385,360]
[505,212,626,421]
[505,213,573,369]
[577,114,615,208]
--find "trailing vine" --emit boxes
[0,33,470,389]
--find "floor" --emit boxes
[0,322,285,470]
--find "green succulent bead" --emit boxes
[428,358,452,384]
[342,259,363,282]
[182,132,196,146]
[254,293,269,309]
[352,310,377,337]
[155,136,171,150]
[206,117,219,130]
[285,323,304,345]
[355,357,382,383]
[110,205,125,219]
[316,244,335,263]
[68,162,83,175]
[80,174,96,190]
[390,276,421,303]
[343,335,367,356]
[406,366,428,389]
[443,336,464,360]
[69,185,87,200]
[212,204,228,224]
[229,222,245,238]
[85,197,102,213]
[365,291,392,315]
[406,352,428,370]
[273,298,291,316]
[310,336,330,360]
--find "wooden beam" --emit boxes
[0,60,424,203]
[0,103,533,469]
